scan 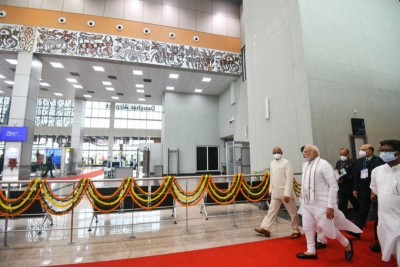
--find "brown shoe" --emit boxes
[289,232,301,239]
[254,227,270,237]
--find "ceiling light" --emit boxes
[133,70,143,75]
[73,84,83,89]
[54,92,63,96]
[0,74,5,79]
[138,98,145,101]
[0,90,4,94]
[102,81,112,86]
[83,94,92,98]
[112,96,119,100]
[202,77,212,82]
[169,73,179,79]
[40,82,50,86]
[194,89,203,93]
[66,78,77,83]
[93,66,104,72]
[136,84,144,88]
[137,89,144,93]
[166,86,174,91]
[4,80,14,85]
[105,87,114,91]
[5,59,17,65]
[50,62,64,68]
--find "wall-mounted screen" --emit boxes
[0,127,28,142]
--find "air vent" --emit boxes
[70,72,80,76]
[86,90,95,94]
[9,68,16,72]
[143,78,152,83]
[40,88,49,91]
[145,94,151,98]
[108,75,117,80]
[116,93,124,96]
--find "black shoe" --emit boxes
[296,253,318,260]
[345,230,361,239]
[345,240,354,262]
[370,242,381,253]
[315,242,327,249]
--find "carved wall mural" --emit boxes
[0,24,241,75]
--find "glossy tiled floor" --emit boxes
[0,174,297,267]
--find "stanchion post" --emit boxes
[69,182,75,244]
[3,182,11,246]
[185,178,189,234]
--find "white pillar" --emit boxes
[71,98,85,173]
[4,52,42,181]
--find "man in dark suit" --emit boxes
[335,148,358,217]
[348,144,384,238]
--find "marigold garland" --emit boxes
[0,174,302,217]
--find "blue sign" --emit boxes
[0,127,28,142]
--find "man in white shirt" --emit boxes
[370,139,400,267]
[296,145,361,261]
[254,147,301,239]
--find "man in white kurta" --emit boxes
[297,145,361,261]
[254,147,300,238]
[370,139,400,266]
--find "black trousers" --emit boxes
[338,184,359,215]
[354,182,371,229]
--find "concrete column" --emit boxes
[108,102,115,157]
[71,98,86,173]
[4,52,41,181]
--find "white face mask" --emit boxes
[273,153,282,160]
[340,156,348,161]
[380,151,398,163]
[358,150,367,158]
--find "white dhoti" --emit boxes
[378,223,400,263]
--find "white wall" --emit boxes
[241,0,313,173]
[299,0,400,164]
[2,0,241,37]
[162,92,224,174]
[218,77,248,141]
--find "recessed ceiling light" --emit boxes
[202,77,212,82]
[136,84,144,88]
[0,74,5,79]
[73,84,83,89]
[133,70,143,75]
[54,92,63,96]
[112,96,119,100]
[169,73,179,79]
[66,78,77,83]
[102,81,112,86]
[83,94,92,98]
[4,80,14,85]
[50,62,64,68]
[166,86,174,90]
[138,98,145,101]
[194,89,203,93]
[40,82,50,86]
[105,87,114,91]
[93,66,104,72]
[137,89,145,93]
[5,59,17,65]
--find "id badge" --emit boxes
[340,168,347,176]
[360,169,368,179]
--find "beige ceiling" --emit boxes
[0,51,239,105]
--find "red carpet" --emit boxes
[54,222,397,267]
[50,169,104,181]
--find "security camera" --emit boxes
[116,24,124,31]
[143,28,151,35]
[0,10,6,18]
[58,17,66,24]
[229,117,235,124]
[87,20,95,27]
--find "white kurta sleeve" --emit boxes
[370,168,378,195]
[284,160,294,198]
[321,161,338,209]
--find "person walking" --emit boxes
[254,147,301,239]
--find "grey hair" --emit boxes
[304,144,320,156]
